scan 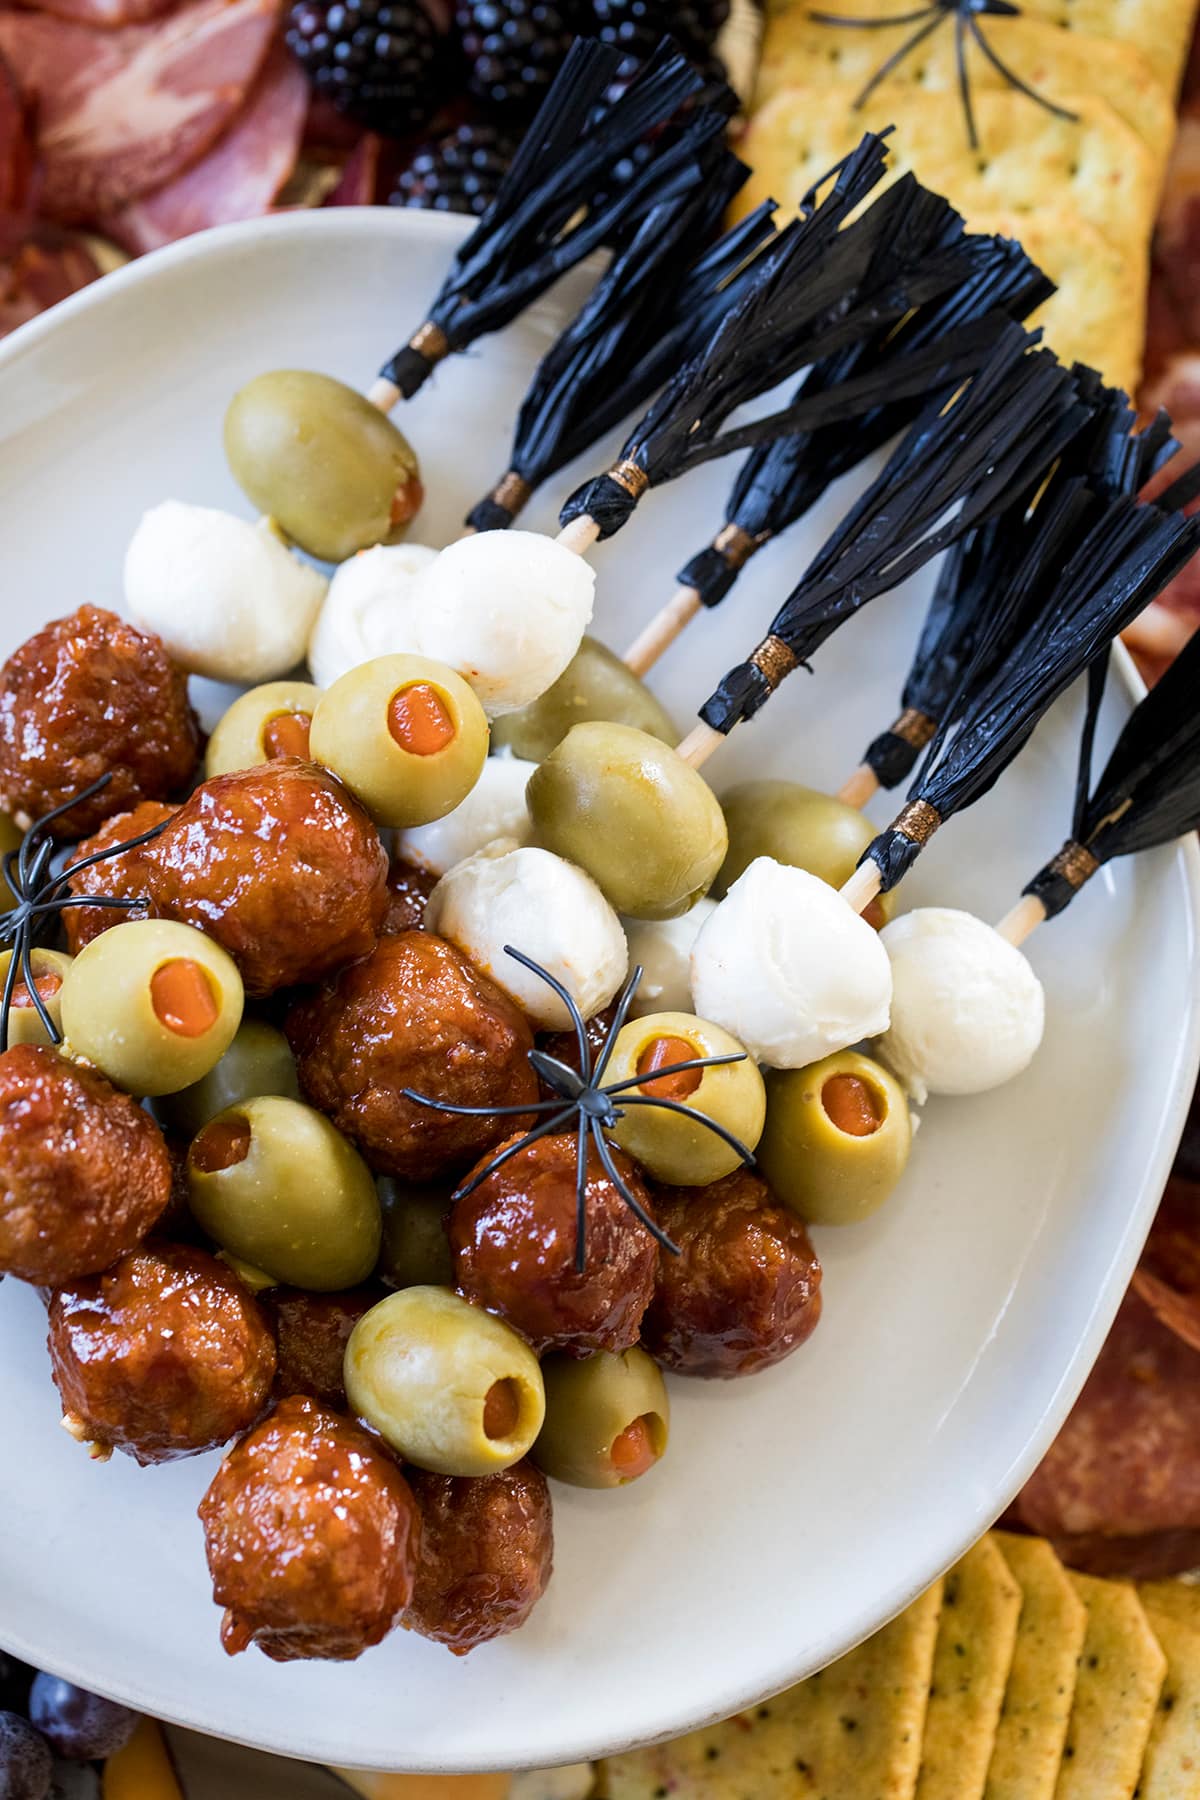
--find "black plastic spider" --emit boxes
[402,946,758,1271]
[808,0,1077,149]
[0,772,171,1050]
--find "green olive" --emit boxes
[60,920,243,1096]
[186,1094,381,1289]
[219,1252,278,1293]
[156,1019,301,1137]
[0,948,72,1048]
[717,781,895,926]
[309,654,489,828]
[528,722,727,920]
[344,1286,544,1475]
[606,1010,765,1185]
[534,1348,669,1489]
[380,1183,454,1289]
[204,681,323,779]
[756,1049,911,1225]
[491,636,677,761]
[223,370,422,563]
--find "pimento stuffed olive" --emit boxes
[604,1010,765,1186]
[0,948,71,1048]
[0,606,200,837]
[287,930,538,1181]
[406,1462,553,1655]
[757,1049,912,1225]
[640,1168,823,1378]
[61,801,176,953]
[534,1348,669,1489]
[146,759,389,996]
[0,1045,172,1285]
[198,1394,420,1662]
[204,681,322,779]
[48,1244,276,1465]
[450,1132,659,1356]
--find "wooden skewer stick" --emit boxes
[556,516,603,556]
[623,586,703,676]
[675,720,726,769]
[836,764,881,809]
[838,860,884,916]
[993,892,1047,948]
[367,375,402,414]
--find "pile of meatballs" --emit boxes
[0,601,827,1666]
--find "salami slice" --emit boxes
[1017,1289,1200,1540]
[103,42,306,254]
[0,229,102,337]
[0,0,280,223]
[13,0,179,28]
[1042,1529,1200,1581]
[1131,1179,1200,1355]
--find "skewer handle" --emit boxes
[557,516,602,556]
[367,376,401,413]
[622,586,703,677]
[837,763,880,810]
[993,893,1046,948]
[839,860,883,915]
[675,721,725,769]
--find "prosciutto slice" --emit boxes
[13,0,179,28]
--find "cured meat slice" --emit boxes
[0,0,280,223]
[324,132,380,207]
[1044,1529,1200,1581]
[1017,1290,1200,1540]
[13,0,179,28]
[0,229,102,337]
[103,42,306,253]
[1132,1178,1200,1355]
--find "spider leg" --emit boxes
[400,1089,564,1117]
[617,1094,758,1167]
[19,935,59,1045]
[967,15,1077,120]
[602,1051,747,1097]
[847,9,946,109]
[502,945,592,1082]
[450,1105,578,1201]
[591,1121,681,1256]
[47,813,173,898]
[953,10,979,149]
[574,1110,589,1274]
[591,964,645,1085]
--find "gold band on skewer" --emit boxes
[891,707,938,751]
[713,522,769,570]
[1045,839,1100,891]
[893,798,942,847]
[490,470,533,515]
[749,634,798,690]
[409,321,450,364]
[608,459,650,500]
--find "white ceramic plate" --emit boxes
[0,209,1196,1774]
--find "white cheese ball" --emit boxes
[125,501,328,684]
[426,845,627,1028]
[876,907,1045,1104]
[398,754,535,876]
[623,898,716,1017]
[306,541,438,689]
[690,857,892,1068]
[406,530,595,717]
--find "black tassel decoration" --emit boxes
[861,493,1200,894]
[698,321,1088,735]
[676,229,1052,607]
[462,141,764,533]
[380,39,736,399]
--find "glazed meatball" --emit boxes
[288,931,538,1181]
[61,801,176,953]
[0,606,200,838]
[407,1462,553,1655]
[451,1132,658,1356]
[0,1045,171,1284]
[146,759,388,995]
[640,1169,822,1378]
[198,1394,420,1663]
[263,1286,384,1410]
[48,1244,276,1465]
[382,858,436,934]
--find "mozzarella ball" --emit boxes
[125,501,328,684]
[875,907,1044,1104]
[307,541,438,689]
[399,753,536,876]
[426,846,627,1028]
[623,899,716,1018]
[690,858,892,1069]
[406,531,595,717]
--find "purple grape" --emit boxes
[0,1712,51,1800]
[0,1658,32,1718]
[26,1680,136,1763]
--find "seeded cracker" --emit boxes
[1137,1601,1200,1800]
[984,1534,1088,1800]
[1055,1574,1166,1800]
[914,1537,1022,1800]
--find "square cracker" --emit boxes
[1055,1574,1166,1800]
[598,1579,943,1800]
[1138,1584,1200,1632]
[984,1534,1088,1800]
[964,208,1146,395]
[1137,1602,1200,1800]
[914,1538,1022,1800]
[754,14,1175,177]
[762,0,1196,95]
[733,86,1158,253]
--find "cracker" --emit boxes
[754,14,1175,176]
[1138,1584,1200,1632]
[1055,1574,1167,1800]
[915,1539,1022,1800]
[1137,1602,1200,1800]
[599,1579,944,1800]
[965,208,1146,394]
[984,1534,1089,1800]
[734,85,1158,253]
[761,0,1195,94]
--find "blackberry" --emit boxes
[454,0,579,115]
[285,0,453,134]
[589,0,730,65]
[389,122,517,215]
